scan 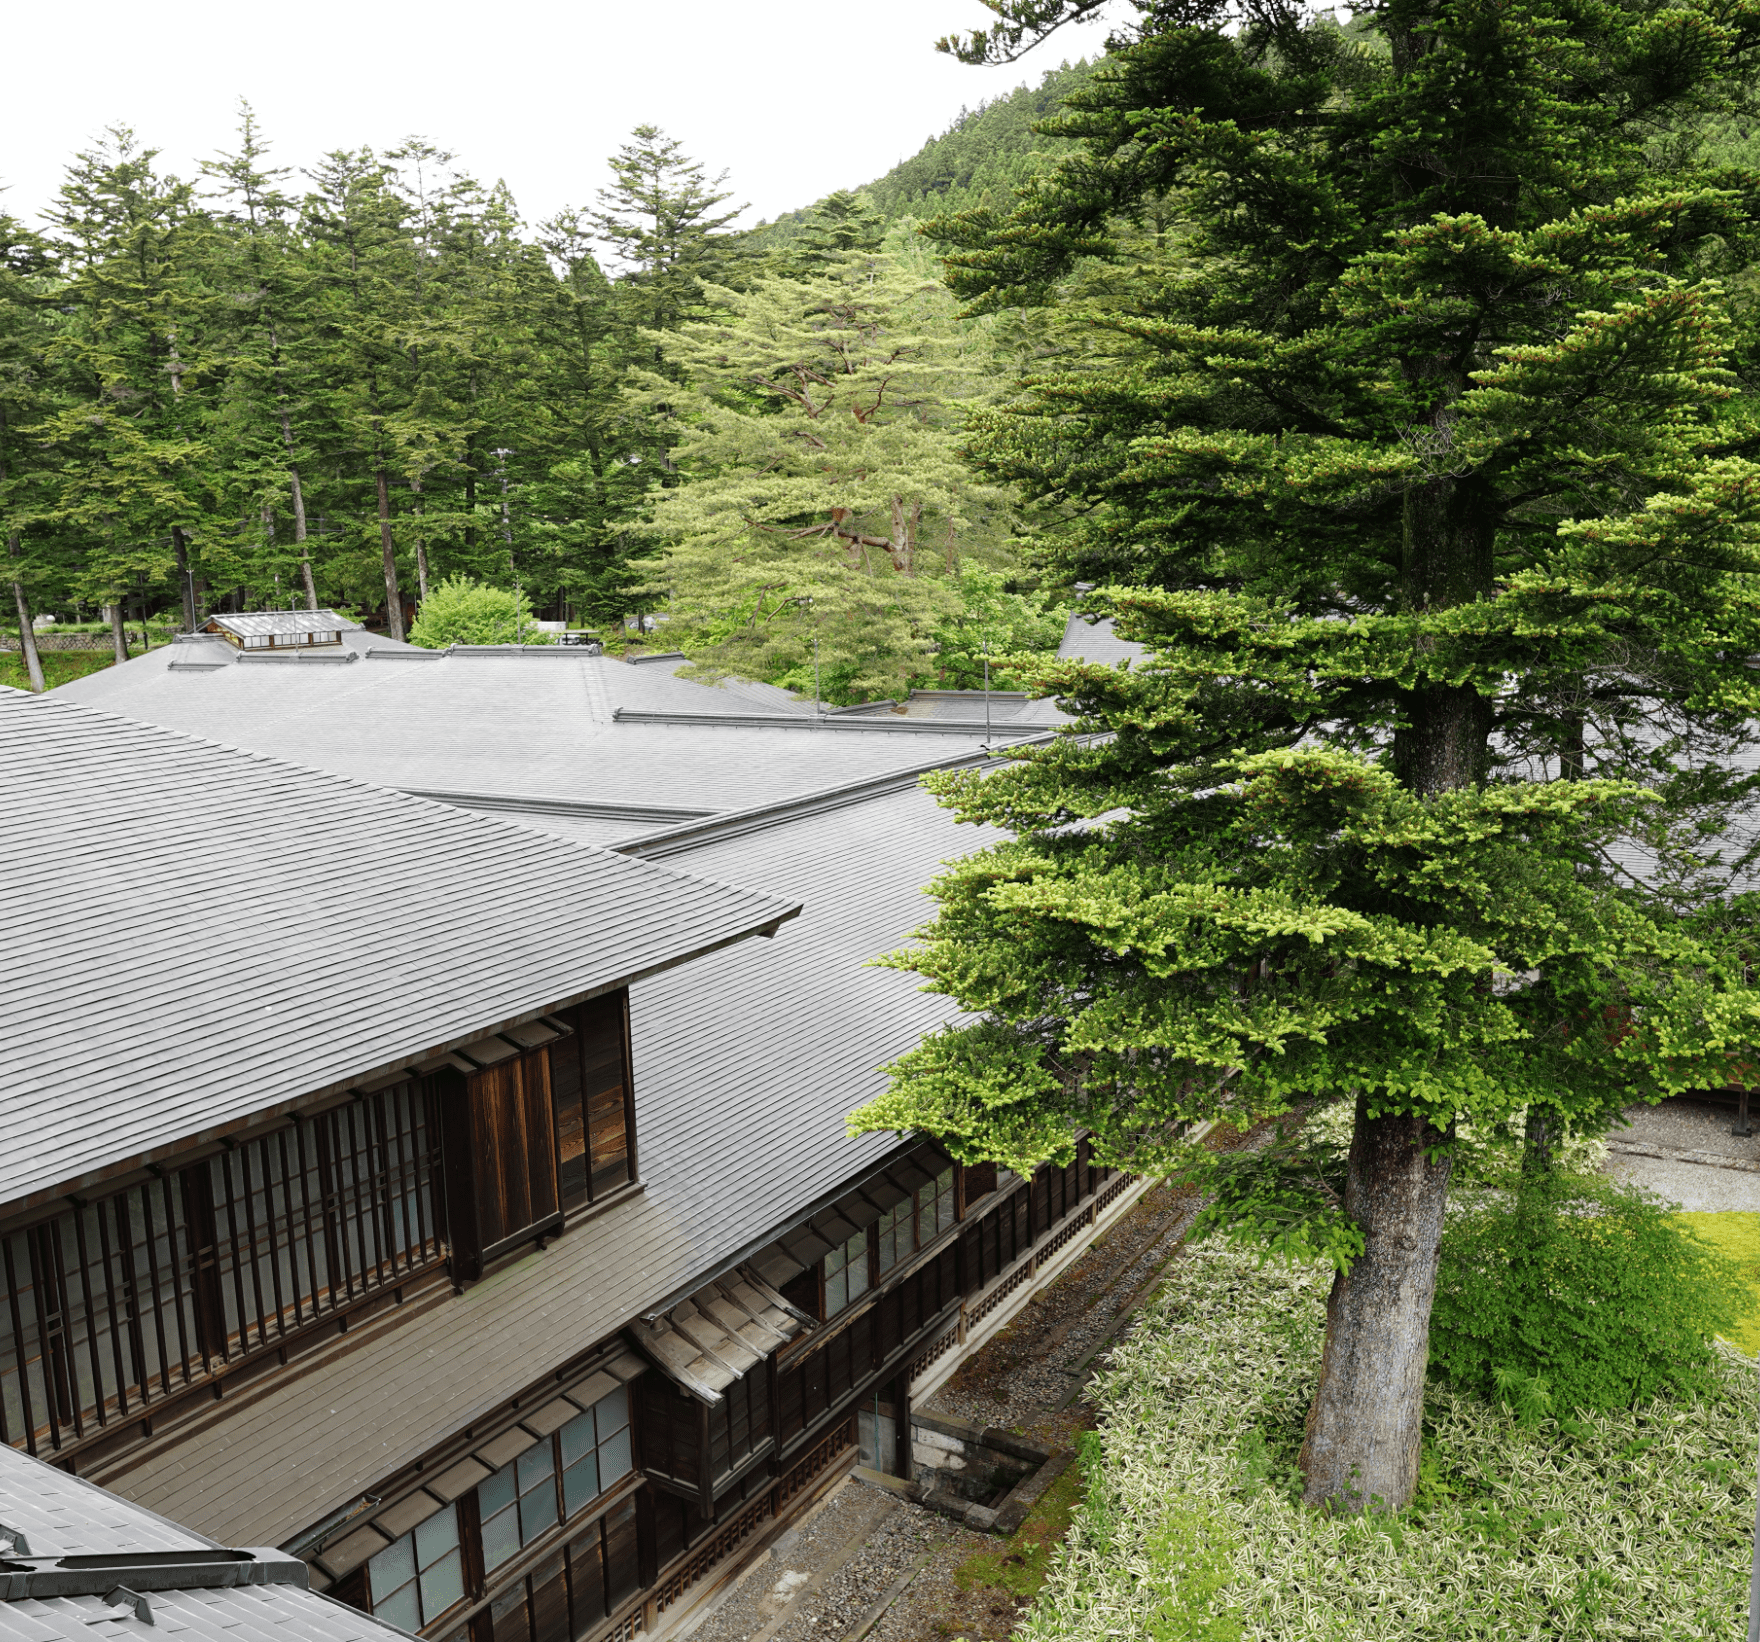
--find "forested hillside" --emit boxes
[751,58,1096,251]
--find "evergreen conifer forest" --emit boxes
[0,90,1091,675]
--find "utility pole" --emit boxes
[982,636,992,747]
[494,449,519,645]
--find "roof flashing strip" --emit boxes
[0,1547,309,1601]
[611,707,1020,734]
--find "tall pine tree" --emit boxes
[855,0,1760,1509]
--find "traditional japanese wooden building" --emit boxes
[14,651,1145,1642]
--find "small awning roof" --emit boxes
[628,1269,812,1404]
[207,609,361,638]
[744,1140,954,1294]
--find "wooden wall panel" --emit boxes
[466,1050,560,1259]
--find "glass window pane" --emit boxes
[595,1386,628,1434]
[563,1452,600,1517]
[517,1441,555,1495]
[559,1412,596,1469]
[847,1246,869,1300]
[480,1462,517,1517]
[481,1505,520,1572]
[420,1546,465,1619]
[598,1425,632,1486]
[375,1582,421,1634]
[521,1482,558,1540]
[369,1536,417,1604]
[414,1505,459,1569]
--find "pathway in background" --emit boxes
[1607,1099,1760,1213]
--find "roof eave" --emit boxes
[2,899,803,1222]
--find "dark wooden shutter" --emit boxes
[604,1496,644,1604]
[489,1581,531,1642]
[468,1050,561,1259]
[328,1568,369,1614]
[178,1165,227,1366]
[564,1525,605,1634]
[551,992,636,1206]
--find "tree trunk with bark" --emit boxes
[410,475,430,603]
[1299,450,1495,1511]
[376,465,404,642]
[278,408,317,611]
[1300,1098,1455,1509]
[106,602,129,665]
[9,538,44,693]
[170,525,197,632]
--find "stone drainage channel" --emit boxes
[671,1169,1221,1642]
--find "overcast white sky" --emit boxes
[0,0,1115,237]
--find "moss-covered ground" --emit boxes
[951,1454,1087,1605]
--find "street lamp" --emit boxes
[493,448,519,646]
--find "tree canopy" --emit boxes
[852,0,1760,1511]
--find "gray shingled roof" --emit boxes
[52,649,1003,814]
[97,773,995,1549]
[1057,613,1147,667]
[0,689,799,1207]
[0,1445,409,1642]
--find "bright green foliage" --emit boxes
[36,128,214,626]
[1,117,745,634]
[630,251,1016,700]
[927,566,1067,690]
[855,0,1760,1226]
[867,62,1100,222]
[1676,1210,1760,1352]
[860,751,1752,1172]
[1430,1171,1749,1415]
[1026,1246,1756,1641]
[592,126,743,339]
[406,575,548,648]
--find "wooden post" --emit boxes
[1735,1087,1753,1139]
[892,1373,912,1483]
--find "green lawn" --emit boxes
[2,647,144,692]
[1677,1211,1760,1355]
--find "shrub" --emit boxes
[1431,1170,1748,1415]
[1024,1247,1755,1642]
[407,578,550,649]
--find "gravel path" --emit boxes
[670,1172,1196,1642]
[1608,1099,1760,1212]
[672,1131,1268,1642]
[679,1478,965,1642]
[923,1176,1202,1435]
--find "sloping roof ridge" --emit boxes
[610,733,1055,859]
[611,706,1018,734]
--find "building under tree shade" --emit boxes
[4,653,1140,1642]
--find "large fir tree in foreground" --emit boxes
[854,0,1760,1510]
